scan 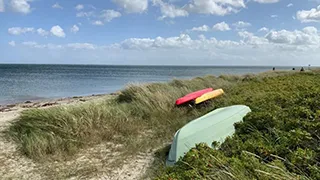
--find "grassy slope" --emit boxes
[6,70,320,179]
[156,71,320,179]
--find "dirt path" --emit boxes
[0,97,155,180]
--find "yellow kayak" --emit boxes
[195,89,224,104]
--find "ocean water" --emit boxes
[0,64,293,105]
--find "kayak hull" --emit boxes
[195,89,224,104]
[166,105,251,166]
[175,88,213,105]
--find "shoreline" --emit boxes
[0,68,310,111]
[0,66,304,108]
[0,93,117,113]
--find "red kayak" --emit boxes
[175,88,213,105]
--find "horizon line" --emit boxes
[0,63,316,67]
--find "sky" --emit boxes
[1,0,320,65]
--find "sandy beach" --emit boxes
[0,94,154,180]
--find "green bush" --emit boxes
[157,143,306,180]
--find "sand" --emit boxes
[0,95,155,180]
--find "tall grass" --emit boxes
[7,71,279,159]
[7,73,241,160]
[6,70,320,179]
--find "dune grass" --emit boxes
[7,73,241,160]
[6,70,320,179]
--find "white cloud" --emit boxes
[287,3,293,7]
[119,34,244,51]
[253,0,280,3]
[271,14,278,18]
[8,27,34,35]
[112,0,148,13]
[17,27,320,65]
[258,27,269,32]
[100,9,121,22]
[22,41,63,49]
[265,27,320,45]
[67,43,95,50]
[238,31,268,47]
[76,11,94,18]
[8,27,51,37]
[18,27,320,52]
[21,42,95,50]
[52,3,63,9]
[10,0,32,14]
[120,38,153,49]
[21,33,257,51]
[212,21,231,31]
[185,0,245,16]
[37,28,49,36]
[76,10,121,24]
[198,34,206,41]
[75,4,84,11]
[22,41,43,48]
[0,0,5,12]
[70,25,79,33]
[303,26,318,34]
[92,20,104,26]
[152,0,188,20]
[233,21,251,27]
[233,21,251,30]
[190,25,210,32]
[118,27,320,50]
[50,25,66,38]
[121,34,194,50]
[8,41,16,47]
[297,6,320,23]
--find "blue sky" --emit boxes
[1,0,320,65]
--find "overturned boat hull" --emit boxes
[166,105,251,166]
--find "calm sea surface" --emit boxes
[0,64,293,105]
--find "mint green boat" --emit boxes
[166,105,251,166]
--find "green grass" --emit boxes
[6,70,320,179]
[155,71,320,179]
[156,144,307,180]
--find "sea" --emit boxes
[0,64,296,105]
